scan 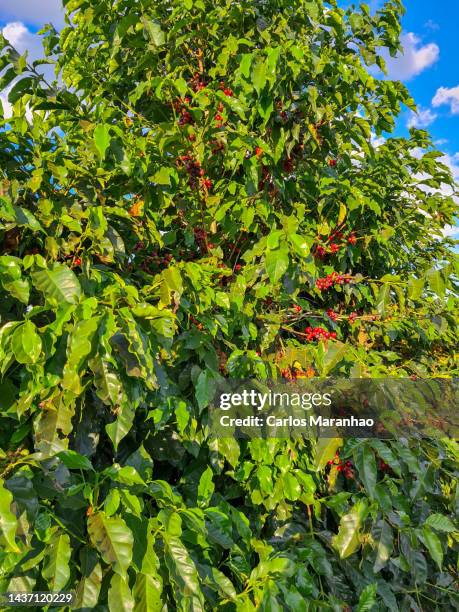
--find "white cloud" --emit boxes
[440,154,459,239]
[424,20,439,32]
[413,152,459,239]
[434,153,459,211]
[442,225,459,238]
[371,133,386,148]
[407,106,437,129]
[432,86,459,115]
[442,153,459,182]
[2,22,42,57]
[383,33,439,81]
[1,22,49,120]
[0,0,63,27]
[0,92,11,118]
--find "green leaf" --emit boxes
[153,166,173,185]
[195,370,215,412]
[133,572,163,612]
[62,317,100,393]
[205,566,237,601]
[11,320,42,364]
[239,53,253,79]
[0,201,43,232]
[332,500,368,559]
[90,357,123,405]
[424,514,456,532]
[426,268,446,298]
[0,478,19,552]
[104,489,121,517]
[108,574,135,612]
[94,124,111,159]
[266,230,282,249]
[282,473,301,501]
[160,266,183,304]
[265,47,280,87]
[369,440,401,476]
[3,278,30,303]
[110,465,145,486]
[420,527,443,570]
[376,283,391,317]
[74,551,102,610]
[355,446,377,500]
[142,18,165,47]
[321,342,348,376]
[106,402,135,450]
[256,465,273,494]
[42,533,71,592]
[289,234,311,258]
[314,438,343,471]
[408,277,425,300]
[164,535,204,603]
[252,57,267,94]
[373,520,393,573]
[357,583,377,612]
[31,264,81,306]
[265,248,289,283]
[125,444,154,481]
[88,512,133,578]
[403,545,428,584]
[57,450,93,471]
[197,466,215,507]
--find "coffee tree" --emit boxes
[0,0,458,609]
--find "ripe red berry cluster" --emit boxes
[177,155,212,191]
[347,232,357,245]
[194,227,207,245]
[314,240,344,258]
[314,230,358,259]
[219,81,233,97]
[293,305,302,313]
[349,311,358,323]
[316,272,351,291]
[139,252,173,273]
[304,326,337,342]
[327,452,354,479]
[315,245,327,258]
[173,97,194,126]
[190,73,206,92]
[326,308,338,321]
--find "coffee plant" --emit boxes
[0,0,458,609]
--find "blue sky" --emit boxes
[393,1,459,154]
[0,0,457,236]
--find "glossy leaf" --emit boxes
[42,533,71,592]
[88,513,133,578]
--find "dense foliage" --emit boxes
[0,0,458,609]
